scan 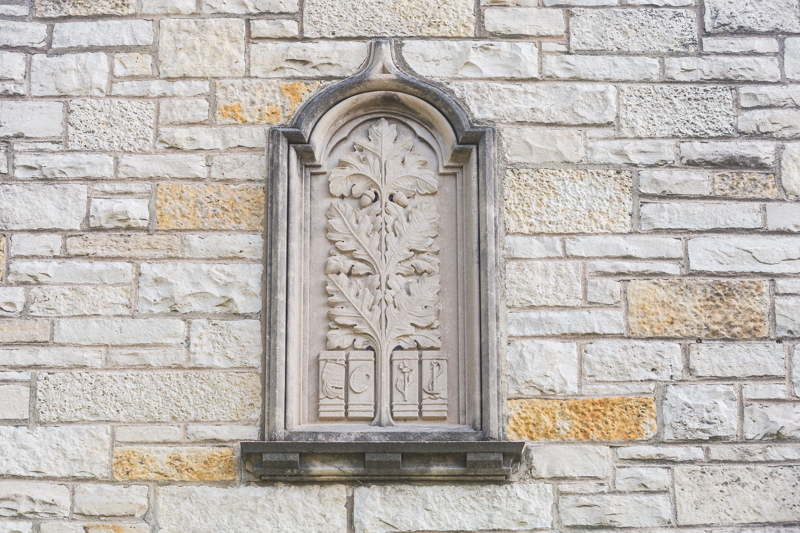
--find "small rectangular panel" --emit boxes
[391,351,419,420]
[318,351,346,420]
[347,350,375,420]
[421,351,448,420]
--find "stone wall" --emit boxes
[0,0,799,531]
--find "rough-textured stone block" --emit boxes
[90,199,149,229]
[53,318,185,345]
[640,202,761,230]
[216,80,320,124]
[0,22,47,47]
[202,0,297,12]
[586,260,680,277]
[304,0,474,37]
[585,341,682,382]
[0,321,49,344]
[68,100,154,153]
[158,485,347,533]
[159,19,245,77]
[743,383,787,400]
[508,397,656,441]
[157,184,264,230]
[507,341,578,396]
[506,261,581,307]
[184,235,263,259]
[160,99,209,125]
[617,445,704,462]
[141,0,195,12]
[108,347,184,368]
[35,0,134,16]
[29,286,130,317]
[740,87,800,108]
[707,445,800,461]
[740,109,800,138]
[73,485,148,517]
[664,384,737,440]
[529,446,609,478]
[615,467,670,490]
[566,236,682,258]
[67,235,181,259]
[666,57,780,82]
[252,42,367,78]
[777,297,800,336]
[31,54,107,97]
[704,36,779,54]
[704,0,800,33]
[37,524,81,533]
[112,81,209,98]
[157,127,266,150]
[502,127,584,164]
[0,385,29,420]
[115,426,182,443]
[185,425,259,442]
[628,280,769,338]
[505,169,631,233]
[571,8,696,52]
[675,466,800,524]
[508,309,624,336]
[688,237,800,274]
[354,483,553,532]
[544,55,659,81]
[788,39,800,81]
[0,426,110,478]
[211,155,266,180]
[0,483,69,517]
[0,522,31,533]
[587,140,674,165]
[189,320,261,367]
[113,54,152,77]
[119,155,206,179]
[0,53,25,81]
[10,261,132,285]
[783,143,800,198]
[405,41,538,78]
[0,102,63,138]
[620,86,734,138]
[504,236,563,259]
[745,403,800,439]
[52,21,153,48]
[114,447,235,481]
[0,347,102,368]
[15,154,114,180]
[768,204,800,231]
[484,8,565,36]
[587,279,621,305]
[0,288,25,317]
[639,170,710,196]
[690,343,784,377]
[560,494,671,527]
[250,19,299,38]
[712,172,777,198]
[681,141,775,168]
[0,185,86,230]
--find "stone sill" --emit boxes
[241,441,525,482]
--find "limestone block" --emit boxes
[777,297,800,336]
[0,82,22,96]
[185,425,259,441]
[778,280,800,294]
[544,56,659,81]
[211,155,266,180]
[160,99,209,125]
[0,102,63,138]
[566,236,683,259]
[0,426,110,478]
[741,87,800,109]
[586,260,680,277]
[708,444,800,461]
[0,385,29,420]
[138,263,262,314]
[53,318,185,345]
[745,403,800,439]
[52,21,153,48]
[740,109,800,138]
[664,384,737,440]
[115,426,182,442]
[704,36,779,54]
[743,384,787,400]
[0,522,31,533]
[108,347,185,368]
[586,279,621,305]
[31,53,107,97]
[783,143,800,198]
[354,483,553,532]
[561,494,671,527]
[216,80,320,124]
[628,280,769,338]
[119,155,205,179]
[788,39,800,81]
[0,53,25,81]
[508,397,656,441]
[157,127,266,150]
[84,526,147,533]
[450,82,616,124]
[507,341,578,396]
[113,54,152,77]
[0,22,47,47]
[504,236,562,259]
[404,41,537,78]
[484,8,565,36]
[29,286,131,317]
[250,19,299,38]
[585,341,682,381]
[159,19,245,78]
[37,372,260,422]
[587,140,674,165]
[189,320,261,368]
[68,99,155,152]
[680,141,775,168]
[10,261,132,284]
[767,204,800,231]
[704,0,800,33]
[0,4,28,15]
[158,485,347,533]
[0,483,69,517]
[571,8,697,52]
[666,57,780,82]
[112,81,209,98]
[0,347,102,368]
[304,0,474,37]
[0,321,49,343]
[66,235,180,259]
[506,261,581,307]
[114,447,235,481]
[619,86,734,138]
[183,235,263,259]
[141,0,195,13]
[14,154,114,180]
[74,485,148,517]
[509,309,624,336]
[502,127,584,164]
[90,199,149,229]
[688,236,800,274]
[615,467,670,490]
[251,42,366,78]
[0,288,25,317]
[35,0,134,16]
[712,171,777,198]
[640,202,761,230]
[675,466,800,524]
[505,169,631,233]
[157,184,265,230]
[690,343,784,377]
[528,446,609,478]
[616,445,704,461]
[202,0,297,12]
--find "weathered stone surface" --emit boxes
[666,57,781,82]
[157,184,265,230]
[31,54,107,97]
[157,127,266,150]
[640,202,761,230]
[211,155,266,180]
[484,8,565,36]
[743,383,787,400]
[108,347,184,368]
[704,36,779,54]
[617,445,703,461]
[0,347,102,368]
[160,99,209,125]
[704,0,800,33]
[690,343,784,377]
[675,466,800,524]
[158,485,348,533]
[0,288,25,317]
[0,426,110,478]
[777,297,800,336]
[119,155,205,179]
[502,127,584,164]
[184,235,263,259]
[544,55,659,81]
[708,444,800,461]
[250,19,299,38]
[159,19,245,77]
[587,140,674,165]
[354,483,553,532]
[740,87,800,108]
[745,403,800,439]
[451,82,616,124]
[508,397,656,441]
[507,341,578,396]
[0,321,49,344]
[768,204,800,232]
[619,86,734,138]
[571,8,696,52]
[681,141,775,168]
[141,0,195,13]
[10,261,132,284]
[202,0,297,13]
[405,41,538,78]
[783,143,800,198]
[664,384,738,440]
[251,42,367,78]
[566,236,682,258]
[53,318,185,345]
[113,54,152,77]
[52,21,153,49]
[83,525,147,533]
[37,523,81,533]
[712,172,777,198]
[185,425,259,441]
[688,236,800,274]
[68,100,154,153]
[67,234,181,259]
[788,39,800,81]
[628,280,769,338]
[560,494,671,527]
[90,199,149,229]
[0,385,28,420]
[0,522,31,533]
[29,286,130,317]
[35,0,134,16]
[189,320,260,368]
[529,446,609,478]
[112,81,208,98]
[505,236,562,259]
[0,22,47,47]
[0,103,63,138]
[38,372,260,422]
[114,447,235,481]
[15,154,114,179]
[0,53,25,81]
[741,109,800,138]
[0,482,69,517]
[586,279,621,305]
[505,169,631,234]
[216,80,320,124]
[304,0,474,37]
[506,261,581,307]
[778,280,800,294]
[115,426,182,442]
[74,485,148,517]
[585,341,682,382]
[509,309,624,336]
[138,263,261,314]
[586,260,680,277]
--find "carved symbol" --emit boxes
[321,359,345,400]
[422,360,444,400]
[349,362,372,394]
[395,360,416,403]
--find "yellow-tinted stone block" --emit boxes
[156,184,264,230]
[712,172,778,198]
[114,446,236,481]
[84,525,148,533]
[628,279,769,339]
[508,397,656,441]
[216,80,321,125]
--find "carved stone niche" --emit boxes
[242,39,524,481]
